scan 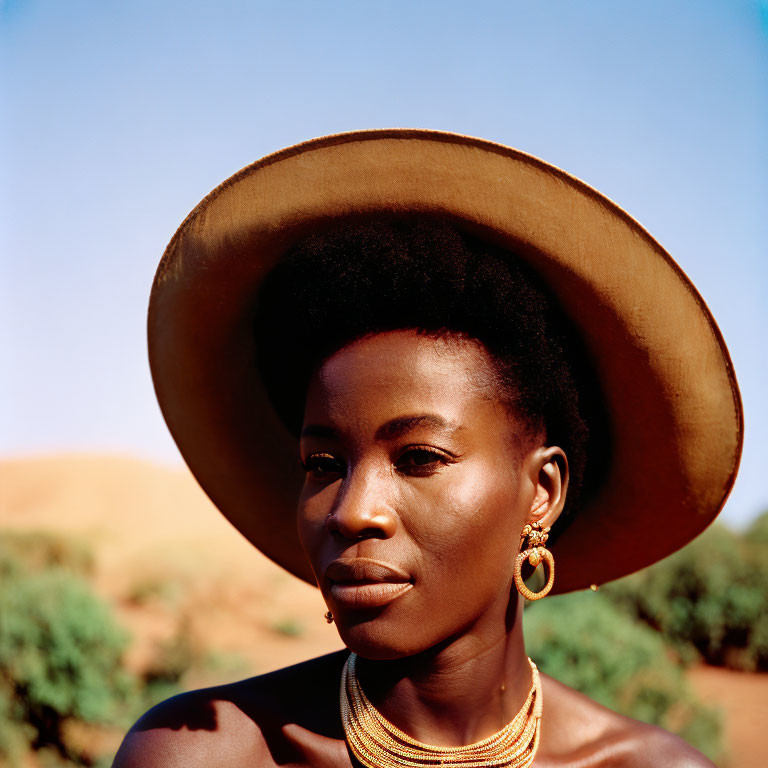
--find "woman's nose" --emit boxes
[325,468,397,541]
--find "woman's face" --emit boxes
[298,329,563,659]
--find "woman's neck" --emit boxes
[354,597,531,747]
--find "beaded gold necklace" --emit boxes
[340,653,543,768]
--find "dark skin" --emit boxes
[114,331,714,768]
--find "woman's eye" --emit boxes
[395,448,448,476]
[302,453,344,480]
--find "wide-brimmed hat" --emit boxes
[148,129,742,594]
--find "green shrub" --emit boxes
[0,679,32,765]
[137,618,201,709]
[0,531,94,579]
[0,567,139,763]
[125,575,182,606]
[746,509,768,545]
[0,532,140,766]
[525,592,723,761]
[603,519,768,670]
[138,615,251,705]
[271,618,305,637]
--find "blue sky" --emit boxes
[2,0,766,526]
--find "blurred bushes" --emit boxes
[0,531,247,767]
[525,511,768,761]
[0,533,139,766]
[271,618,306,637]
[746,509,768,545]
[0,532,94,579]
[3,513,766,765]
[525,592,723,760]
[602,512,768,671]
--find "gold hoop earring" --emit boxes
[514,522,555,601]
[324,610,334,624]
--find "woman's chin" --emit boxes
[336,619,433,660]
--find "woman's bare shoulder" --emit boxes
[540,674,716,768]
[111,649,348,768]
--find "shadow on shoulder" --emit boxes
[112,650,348,768]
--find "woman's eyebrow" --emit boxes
[375,414,464,441]
[300,415,464,441]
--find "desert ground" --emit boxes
[1,455,765,767]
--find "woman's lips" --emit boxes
[330,580,414,608]
[326,557,414,609]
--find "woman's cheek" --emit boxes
[297,496,329,560]
[424,475,520,587]
[420,467,511,543]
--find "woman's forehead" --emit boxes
[303,330,508,435]
[316,330,492,394]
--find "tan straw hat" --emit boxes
[148,129,743,594]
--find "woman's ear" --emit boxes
[527,446,569,530]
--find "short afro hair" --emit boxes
[254,216,608,525]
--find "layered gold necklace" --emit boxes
[340,653,543,768]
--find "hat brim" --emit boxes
[149,129,742,593]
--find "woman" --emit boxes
[114,131,742,767]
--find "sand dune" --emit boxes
[0,454,342,672]
[2,453,261,561]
